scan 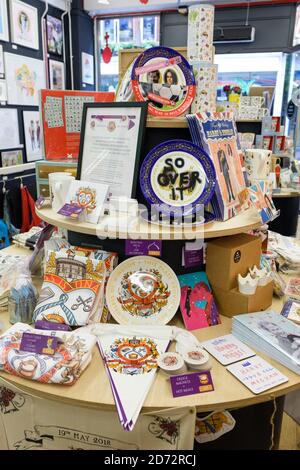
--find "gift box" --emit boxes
[211,282,273,317]
[187,4,214,64]
[206,233,262,291]
[191,64,218,114]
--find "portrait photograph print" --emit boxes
[23,110,43,162]
[77,102,148,199]
[49,59,65,90]
[0,0,9,42]
[10,0,39,50]
[47,15,63,56]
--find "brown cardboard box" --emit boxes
[211,282,274,317]
[206,234,262,291]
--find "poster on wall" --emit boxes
[0,108,20,150]
[40,89,115,160]
[81,52,94,85]
[0,0,9,42]
[46,15,63,56]
[5,53,46,106]
[49,59,65,90]
[10,0,39,50]
[23,111,43,162]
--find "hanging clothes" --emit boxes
[3,189,20,238]
[20,185,42,234]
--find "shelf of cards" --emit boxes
[36,207,262,240]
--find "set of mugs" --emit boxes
[49,172,75,212]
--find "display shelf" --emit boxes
[146,117,262,128]
[36,206,262,240]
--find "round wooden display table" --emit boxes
[0,246,300,449]
[36,207,262,241]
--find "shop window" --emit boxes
[97,15,160,92]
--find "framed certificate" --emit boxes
[77,102,148,199]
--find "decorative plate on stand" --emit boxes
[140,140,216,217]
[106,256,180,325]
[131,46,196,117]
[116,61,134,102]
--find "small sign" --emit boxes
[170,371,214,398]
[35,320,71,331]
[202,334,256,365]
[287,100,295,120]
[57,203,85,219]
[20,333,59,356]
[125,239,162,257]
[183,247,204,268]
[35,196,45,209]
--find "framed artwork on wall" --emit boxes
[10,0,39,50]
[0,0,9,42]
[1,148,23,167]
[49,59,65,90]
[77,102,148,199]
[0,78,7,101]
[46,15,63,56]
[81,52,94,85]
[0,108,20,150]
[5,52,46,106]
[23,110,43,162]
[0,45,4,76]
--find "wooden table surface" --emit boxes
[0,246,299,413]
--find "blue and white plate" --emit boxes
[140,140,216,216]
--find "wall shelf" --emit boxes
[36,206,262,241]
[146,117,262,128]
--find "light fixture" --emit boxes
[98,0,110,4]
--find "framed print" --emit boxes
[0,108,20,150]
[0,44,4,75]
[5,52,46,106]
[0,0,9,42]
[1,148,23,167]
[0,78,7,101]
[77,102,148,199]
[49,59,65,90]
[10,0,39,50]
[46,15,63,56]
[81,52,94,85]
[23,110,43,162]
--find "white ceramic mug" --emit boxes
[49,172,74,212]
[244,149,272,181]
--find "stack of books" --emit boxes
[232,310,300,375]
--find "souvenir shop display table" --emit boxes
[0,243,300,451]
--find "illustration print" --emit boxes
[0,386,25,414]
[106,336,159,375]
[148,416,180,445]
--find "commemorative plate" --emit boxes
[140,140,216,216]
[116,61,134,102]
[106,256,180,325]
[131,46,196,117]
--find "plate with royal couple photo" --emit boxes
[131,46,196,117]
[106,256,181,325]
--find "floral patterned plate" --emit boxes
[106,256,180,325]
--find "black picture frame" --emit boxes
[46,14,63,57]
[77,102,148,199]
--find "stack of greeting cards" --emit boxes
[186,112,247,220]
[232,310,300,375]
[32,249,107,326]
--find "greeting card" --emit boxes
[177,272,220,331]
[65,180,109,224]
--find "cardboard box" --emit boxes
[211,282,274,317]
[206,234,262,291]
